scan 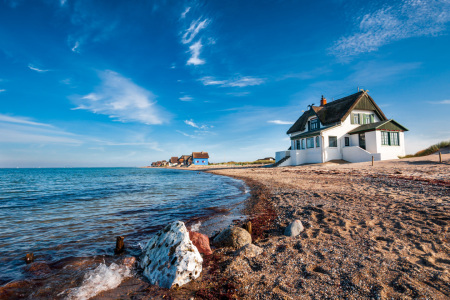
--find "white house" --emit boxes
[275,90,408,166]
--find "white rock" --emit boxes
[284,219,304,237]
[140,221,203,289]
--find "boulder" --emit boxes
[24,262,51,277]
[140,221,203,288]
[189,231,213,255]
[234,243,263,258]
[213,226,252,249]
[284,220,304,237]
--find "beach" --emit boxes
[1,154,448,299]
[127,153,449,299]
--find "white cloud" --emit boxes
[0,114,53,127]
[181,18,209,44]
[176,130,196,138]
[60,0,67,6]
[179,95,193,101]
[28,64,48,73]
[200,76,265,87]
[428,99,450,104]
[187,40,205,65]
[268,120,293,125]
[71,40,80,53]
[0,89,5,93]
[331,0,450,57]
[74,70,168,125]
[181,7,191,19]
[184,119,211,130]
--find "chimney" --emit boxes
[320,95,327,106]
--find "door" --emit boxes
[359,133,366,150]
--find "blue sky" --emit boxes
[0,0,449,167]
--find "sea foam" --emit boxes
[66,262,131,300]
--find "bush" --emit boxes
[400,140,450,158]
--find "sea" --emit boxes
[0,167,249,296]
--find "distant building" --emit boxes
[259,157,275,161]
[275,90,408,166]
[169,157,179,166]
[192,152,209,165]
[178,155,191,166]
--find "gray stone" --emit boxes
[284,220,304,237]
[213,226,252,249]
[234,243,263,258]
[140,221,203,289]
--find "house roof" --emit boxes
[290,125,335,140]
[192,152,209,159]
[347,119,409,135]
[287,91,388,134]
[170,157,178,163]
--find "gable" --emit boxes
[348,119,409,135]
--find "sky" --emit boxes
[0,0,449,167]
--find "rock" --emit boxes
[121,256,136,268]
[25,253,35,264]
[189,231,213,255]
[140,221,203,289]
[24,262,51,277]
[213,226,252,249]
[234,243,263,258]
[284,220,304,237]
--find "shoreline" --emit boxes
[2,154,449,299]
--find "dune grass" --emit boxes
[210,159,275,166]
[401,140,450,158]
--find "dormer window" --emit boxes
[308,118,320,131]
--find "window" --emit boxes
[306,137,314,148]
[353,114,359,124]
[364,115,371,124]
[381,131,400,146]
[296,140,300,150]
[329,136,337,147]
[344,137,350,146]
[309,119,320,131]
[390,132,399,146]
[301,139,305,149]
[316,136,320,147]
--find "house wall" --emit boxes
[193,158,209,165]
[375,131,406,160]
[285,108,405,166]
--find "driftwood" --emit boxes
[243,221,252,235]
[115,236,125,254]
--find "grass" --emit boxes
[210,159,275,166]
[400,140,450,158]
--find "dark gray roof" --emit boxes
[290,126,334,140]
[287,91,388,134]
[348,119,409,135]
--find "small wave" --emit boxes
[65,262,131,300]
[190,221,202,232]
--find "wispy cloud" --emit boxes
[0,114,81,145]
[180,7,191,19]
[0,114,53,127]
[74,70,168,125]
[176,130,196,138]
[428,99,450,104]
[200,76,265,87]
[331,0,450,57]
[28,64,49,73]
[181,18,209,44]
[187,40,205,65]
[268,120,293,125]
[179,95,193,101]
[71,40,80,53]
[0,89,5,93]
[184,119,212,130]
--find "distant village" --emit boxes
[150,151,210,167]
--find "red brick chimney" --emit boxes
[320,95,327,106]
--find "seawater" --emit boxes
[0,167,248,285]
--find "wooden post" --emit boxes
[115,236,125,254]
[372,156,374,166]
[25,253,35,264]
[439,152,442,163]
[243,221,252,234]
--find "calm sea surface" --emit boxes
[0,168,248,284]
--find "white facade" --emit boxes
[276,107,407,166]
